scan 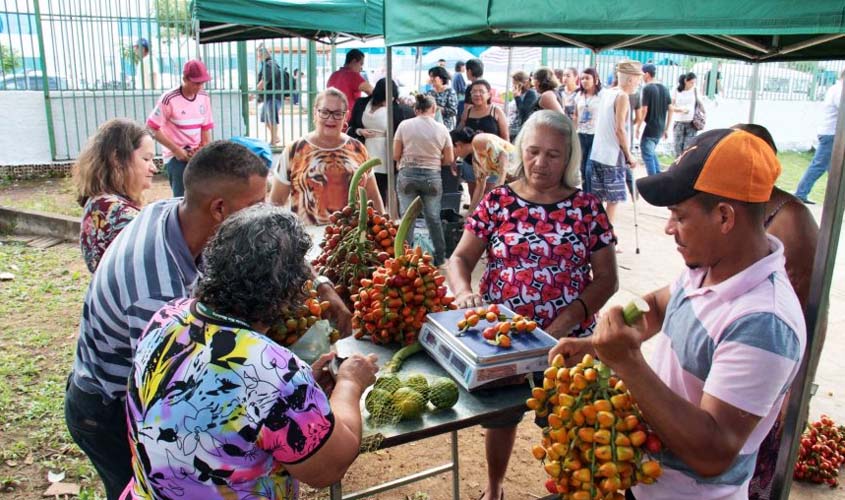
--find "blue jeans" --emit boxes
[166,157,188,197]
[578,133,594,193]
[65,379,132,500]
[795,134,834,200]
[397,167,446,264]
[640,136,661,176]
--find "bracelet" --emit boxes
[573,297,589,321]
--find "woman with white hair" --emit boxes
[446,110,619,500]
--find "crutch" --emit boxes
[631,167,641,254]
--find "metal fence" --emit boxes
[546,46,845,102]
[2,0,845,161]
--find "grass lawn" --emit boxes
[0,178,83,218]
[0,240,100,499]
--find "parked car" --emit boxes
[0,71,69,91]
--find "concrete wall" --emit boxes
[0,92,54,165]
[0,90,246,165]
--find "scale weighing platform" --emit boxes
[420,306,558,390]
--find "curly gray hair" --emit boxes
[195,203,313,327]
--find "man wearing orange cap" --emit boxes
[550,129,806,499]
[147,59,214,197]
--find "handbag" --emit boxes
[692,89,706,131]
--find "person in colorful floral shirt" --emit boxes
[446,110,619,500]
[73,118,157,273]
[124,204,378,500]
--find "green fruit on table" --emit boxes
[404,374,430,402]
[365,388,392,414]
[391,387,427,419]
[429,377,460,409]
[374,374,401,394]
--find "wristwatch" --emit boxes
[314,276,333,290]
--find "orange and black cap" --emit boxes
[636,128,781,207]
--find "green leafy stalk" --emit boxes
[383,342,422,373]
[395,196,422,256]
[348,158,382,207]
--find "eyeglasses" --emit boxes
[470,89,488,95]
[316,108,345,120]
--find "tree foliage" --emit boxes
[155,0,193,40]
[0,44,21,74]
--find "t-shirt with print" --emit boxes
[79,193,140,273]
[273,137,369,225]
[394,116,452,170]
[327,67,366,121]
[575,90,602,135]
[630,235,805,500]
[125,298,334,500]
[147,87,214,160]
[465,186,616,337]
[471,133,516,180]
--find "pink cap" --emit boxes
[183,59,211,83]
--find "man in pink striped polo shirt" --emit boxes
[551,129,806,499]
[147,59,214,197]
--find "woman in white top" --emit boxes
[393,94,454,265]
[349,78,413,202]
[671,72,699,156]
[575,67,602,193]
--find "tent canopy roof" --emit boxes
[194,0,383,44]
[384,1,845,61]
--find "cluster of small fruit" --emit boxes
[456,304,538,348]
[265,283,339,346]
[794,415,845,487]
[529,353,663,499]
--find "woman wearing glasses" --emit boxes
[270,87,385,225]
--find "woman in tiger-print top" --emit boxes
[269,88,384,225]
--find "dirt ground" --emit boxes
[1,175,844,499]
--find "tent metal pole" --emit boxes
[771,82,845,500]
[504,47,512,116]
[307,40,318,129]
[386,47,398,219]
[415,46,422,92]
[748,63,760,123]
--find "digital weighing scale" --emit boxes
[420,306,558,390]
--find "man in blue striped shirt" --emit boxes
[64,141,350,499]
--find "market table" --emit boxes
[328,336,534,500]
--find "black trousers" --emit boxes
[64,378,132,500]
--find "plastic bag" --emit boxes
[289,319,333,364]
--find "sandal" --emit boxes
[475,491,504,500]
